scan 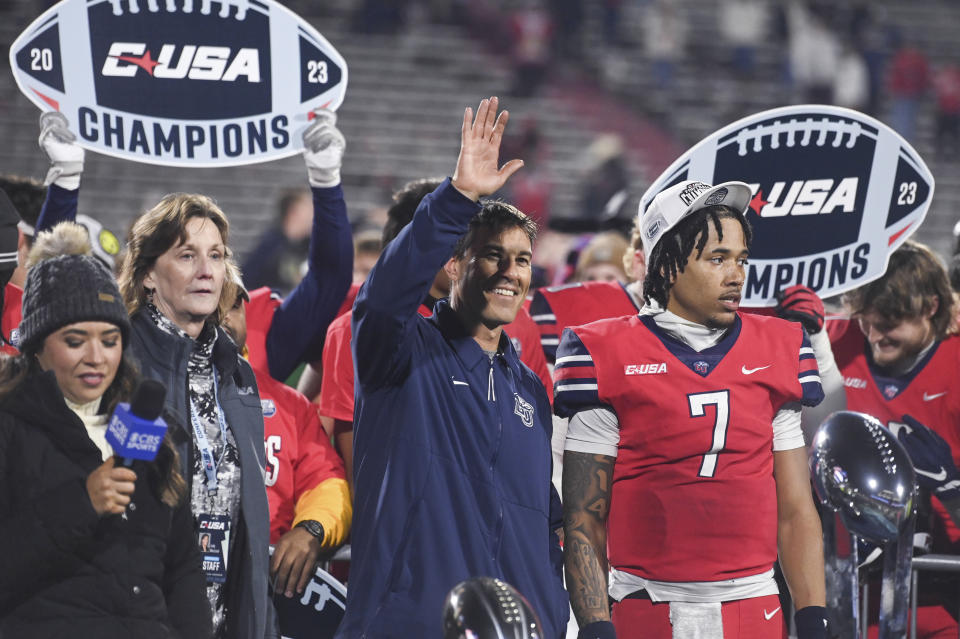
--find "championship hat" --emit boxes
[639,180,752,258]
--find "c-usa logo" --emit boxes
[260,399,276,418]
[513,393,535,428]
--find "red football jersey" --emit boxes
[555,313,822,582]
[828,318,960,547]
[257,367,349,545]
[2,282,22,355]
[318,303,552,421]
[529,281,640,363]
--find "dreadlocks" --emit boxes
[643,205,753,307]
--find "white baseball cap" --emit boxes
[639,180,753,258]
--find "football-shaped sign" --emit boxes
[639,105,934,306]
[9,0,347,167]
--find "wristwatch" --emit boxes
[296,519,325,544]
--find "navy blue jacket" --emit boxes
[341,180,568,639]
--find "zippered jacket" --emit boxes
[339,179,569,639]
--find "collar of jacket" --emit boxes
[1,369,104,471]
[131,309,241,379]
[433,299,523,380]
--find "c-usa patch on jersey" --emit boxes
[261,399,276,417]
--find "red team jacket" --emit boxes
[244,286,350,546]
[530,281,640,363]
[828,318,960,548]
[554,313,823,582]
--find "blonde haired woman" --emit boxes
[119,193,275,638]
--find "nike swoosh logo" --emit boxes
[924,392,948,401]
[764,607,781,620]
[916,467,948,481]
[742,365,771,375]
[452,380,469,386]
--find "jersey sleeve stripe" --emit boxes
[797,331,824,406]
[530,292,561,363]
[556,383,600,392]
[554,328,602,417]
[555,366,597,381]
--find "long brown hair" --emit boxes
[843,240,958,340]
[0,348,187,507]
[118,193,238,324]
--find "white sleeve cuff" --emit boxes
[565,407,620,457]
[773,402,805,451]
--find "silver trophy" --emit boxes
[811,411,917,639]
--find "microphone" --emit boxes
[105,379,168,465]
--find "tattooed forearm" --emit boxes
[563,451,615,625]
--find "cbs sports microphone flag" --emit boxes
[639,105,934,307]
[9,0,347,167]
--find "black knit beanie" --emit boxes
[20,254,130,354]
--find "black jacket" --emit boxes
[0,370,211,639]
[128,310,276,639]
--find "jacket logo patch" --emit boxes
[514,393,534,428]
[260,399,276,417]
[624,363,667,375]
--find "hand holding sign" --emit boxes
[303,108,345,188]
[775,285,825,334]
[38,112,84,189]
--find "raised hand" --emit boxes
[302,107,346,188]
[451,96,523,202]
[86,457,137,516]
[775,285,825,334]
[38,111,85,190]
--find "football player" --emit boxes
[828,240,960,637]
[556,180,827,639]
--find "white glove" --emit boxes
[38,112,85,190]
[302,108,345,188]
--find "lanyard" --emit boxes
[189,371,229,494]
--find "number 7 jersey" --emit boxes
[554,312,823,583]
